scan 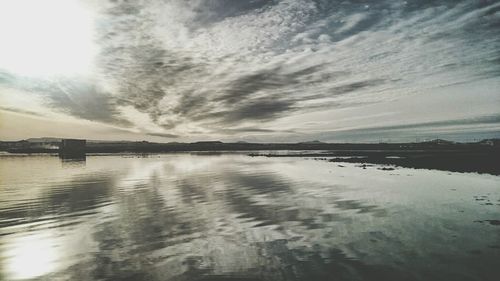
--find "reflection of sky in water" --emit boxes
[0,154,499,280]
[2,232,59,279]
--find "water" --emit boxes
[0,154,499,281]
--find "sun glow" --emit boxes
[0,0,96,78]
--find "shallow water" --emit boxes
[0,154,499,281]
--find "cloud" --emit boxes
[209,99,296,124]
[99,1,498,131]
[313,114,500,142]
[355,114,500,132]
[0,73,131,126]
[218,127,296,135]
[3,0,500,141]
[0,106,45,117]
[146,132,179,139]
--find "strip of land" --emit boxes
[251,149,500,176]
[1,138,498,175]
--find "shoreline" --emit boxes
[1,148,499,176]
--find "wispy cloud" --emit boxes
[1,0,499,141]
[146,132,179,139]
[0,73,131,126]
[0,106,45,117]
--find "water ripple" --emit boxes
[0,154,499,280]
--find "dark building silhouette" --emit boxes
[59,139,86,158]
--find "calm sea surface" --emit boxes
[0,154,499,281]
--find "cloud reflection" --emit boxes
[1,150,500,280]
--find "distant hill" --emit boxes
[421,139,456,145]
[192,141,223,144]
[26,138,138,144]
[299,140,325,144]
[26,137,62,143]
[478,139,500,146]
[3,137,498,147]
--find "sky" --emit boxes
[0,0,499,143]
